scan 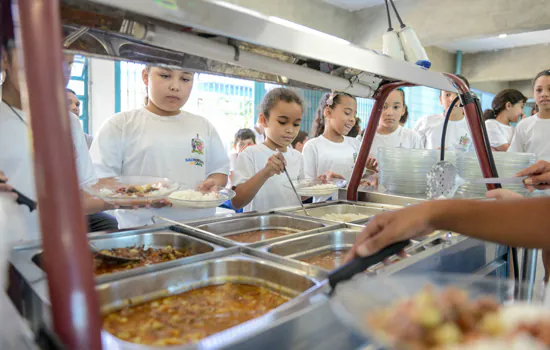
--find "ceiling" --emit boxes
[323,0,394,11]
[440,29,550,53]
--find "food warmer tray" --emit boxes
[9,227,225,286]
[181,213,337,247]
[25,247,327,349]
[275,200,401,225]
[258,227,430,272]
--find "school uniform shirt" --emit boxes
[302,135,360,202]
[90,108,229,228]
[232,144,304,212]
[413,114,473,151]
[0,101,96,240]
[485,119,514,149]
[508,114,550,161]
[369,125,422,158]
[252,125,265,144]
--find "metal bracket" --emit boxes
[228,38,240,61]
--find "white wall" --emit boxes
[89,58,115,137]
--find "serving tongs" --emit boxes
[89,242,142,263]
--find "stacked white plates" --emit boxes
[377,148,439,195]
[456,152,537,197]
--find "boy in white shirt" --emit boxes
[90,67,229,228]
[508,70,550,161]
[232,88,305,212]
[1,40,115,239]
[414,75,473,151]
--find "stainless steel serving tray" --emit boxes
[259,227,426,272]
[183,213,335,247]
[10,228,225,285]
[277,201,401,225]
[31,248,323,349]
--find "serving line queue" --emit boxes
[1,38,549,239]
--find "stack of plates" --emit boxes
[456,152,537,197]
[377,148,439,195]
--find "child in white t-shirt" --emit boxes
[369,89,421,158]
[483,89,526,152]
[228,128,256,186]
[231,88,305,212]
[509,70,550,161]
[303,92,360,202]
[90,67,230,228]
[414,75,473,151]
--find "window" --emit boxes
[67,55,89,132]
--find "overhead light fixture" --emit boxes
[498,33,508,39]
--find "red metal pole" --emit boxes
[444,73,498,190]
[347,81,413,201]
[14,1,102,349]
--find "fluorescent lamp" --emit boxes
[498,33,508,39]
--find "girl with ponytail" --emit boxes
[484,89,527,151]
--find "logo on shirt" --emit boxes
[458,134,471,151]
[186,158,204,167]
[191,134,204,155]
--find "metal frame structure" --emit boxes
[9,0,504,348]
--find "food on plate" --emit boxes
[320,213,370,222]
[303,184,338,191]
[367,286,550,349]
[225,229,296,243]
[94,245,191,275]
[99,182,169,198]
[103,283,289,346]
[299,249,350,270]
[170,189,219,201]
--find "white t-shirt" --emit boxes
[508,114,550,161]
[414,114,473,151]
[485,119,514,149]
[369,125,422,158]
[90,108,230,228]
[302,135,360,202]
[0,101,96,240]
[252,125,265,144]
[232,144,304,212]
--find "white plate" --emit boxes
[168,186,236,209]
[84,176,179,206]
[285,179,347,197]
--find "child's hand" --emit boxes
[263,152,286,177]
[198,178,217,192]
[318,171,345,182]
[486,188,523,200]
[366,157,378,172]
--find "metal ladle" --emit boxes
[283,168,310,216]
[89,242,142,263]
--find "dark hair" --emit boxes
[1,2,14,53]
[66,88,77,96]
[441,74,470,96]
[292,130,308,147]
[260,88,304,119]
[313,92,356,137]
[483,89,527,120]
[533,69,550,87]
[395,89,409,125]
[347,117,361,138]
[234,128,256,145]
